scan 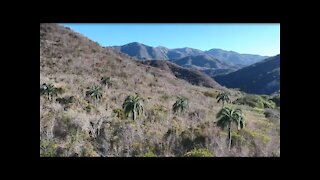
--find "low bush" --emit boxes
[231,132,247,147]
[203,91,217,98]
[240,129,270,144]
[113,108,126,120]
[184,148,214,157]
[40,139,56,157]
[143,151,157,157]
[56,96,75,109]
[264,108,280,119]
[270,94,280,107]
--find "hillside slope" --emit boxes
[215,55,280,95]
[141,60,222,88]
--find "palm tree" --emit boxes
[172,96,189,114]
[100,76,112,88]
[85,85,103,104]
[40,83,61,101]
[122,94,144,120]
[216,92,231,108]
[216,107,245,151]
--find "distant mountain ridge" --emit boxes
[215,54,280,95]
[110,42,269,67]
[205,49,269,66]
[168,54,240,77]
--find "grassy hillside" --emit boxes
[40,24,280,157]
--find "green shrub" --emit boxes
[270,94,280,107]
[240,129,270,144]
[252,107,265,114]
[231,132,247,147]
[197,122,210,130]
[132,142,143,157]
[83,100,94,113]
[203,91,217,98]
[143,151,157,157]
[40,139,56,157]
[160,94,170,101]
[113,108,126,120]
[56,96,75,104]
[82,143,99,157]
[184,148,214,157]
[69,127,78,143]
[173,96,189,114]
[263,100,275,109]
[193,136,206,148]
[233,95,263,108]
[233,95,275,109]
[56,96,75,109]
[180,128,206,150]
[261,135,270,144]
[260,95,270,100]
[181,130,193,150]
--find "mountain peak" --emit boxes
[127,42,142,46]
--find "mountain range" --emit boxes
[111,42,279,95]
[110,42,269,67]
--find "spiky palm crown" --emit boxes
[86,85,103,100]
[216,92,231,104]
[122,94,144,119]
[216,107,245,130]
[173,96,189,114]
[40,83,61,100]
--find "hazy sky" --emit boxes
[61,23,280,56]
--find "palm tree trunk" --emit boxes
[228,121,232,151]
[132,110,135,120]
[223,101,225,108]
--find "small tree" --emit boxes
[216,107,245,151]
[216,92,231,108]
[40,83,63,101]
[85,85,103,105]
[122,94,144,120]
[172,96,189,114]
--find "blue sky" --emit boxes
[61,23,280,56]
